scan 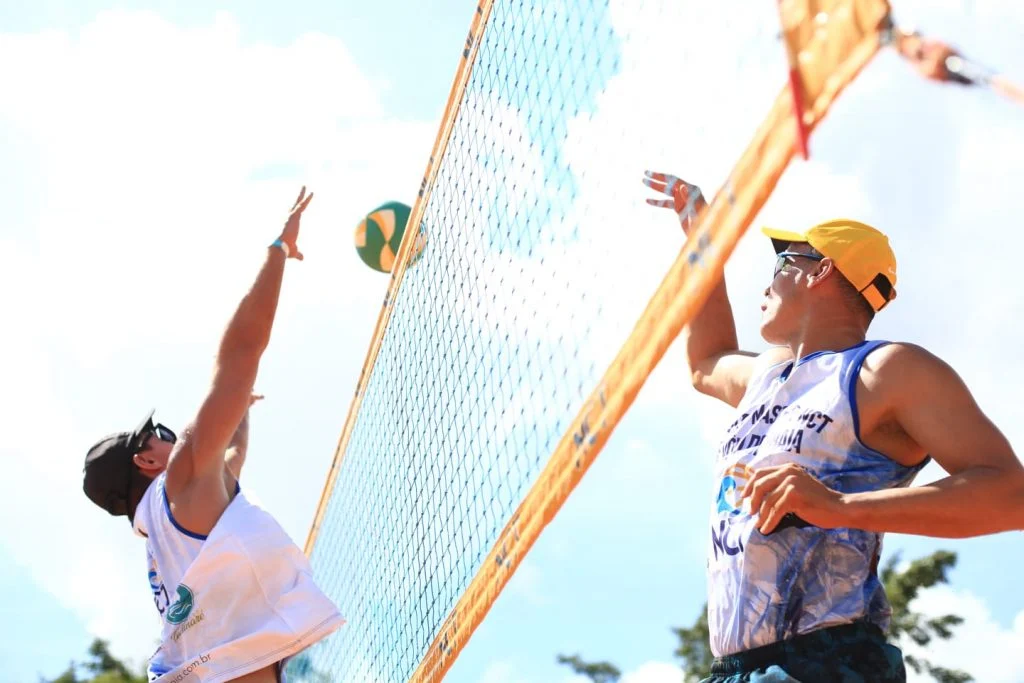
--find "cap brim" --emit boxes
[131,409,156,439]
[760,226,808,254]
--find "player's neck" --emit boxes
[787,314,867,362]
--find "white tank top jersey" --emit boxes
[133,473,345,682]
[706,340,929,658]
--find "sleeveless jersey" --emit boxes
[133,474,345,682]
[707,340,928,657]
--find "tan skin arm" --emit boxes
[842,343,1024,536]
[223,394,263,483]
[742,343,1024,537]
[165,188,313,536]
[895,30,1024,107]
[990,75,1024,107]
[643,171,791,408]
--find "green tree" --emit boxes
[672,605,712,683]
[558,550,972,683]
[41,639,147,683]
[45,665,80,683]
[881,550,973,683]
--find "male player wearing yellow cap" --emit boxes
[643,171,1024,682]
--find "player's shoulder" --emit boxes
[861,340,962,394]
[864,340,948,369]
[164,423,225,494]
[754,345,794,372]
[736,345,794,392]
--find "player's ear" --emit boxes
[807,257,835,289]
[134,450,162,472]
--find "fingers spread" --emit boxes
[643,177,667,193]
[643,170,682,194]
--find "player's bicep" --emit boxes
[889,346,1019,475]
[172,350,261,480]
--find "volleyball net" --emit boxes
[283,0,1015,681]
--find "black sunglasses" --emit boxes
[129,420,177,453]
[773,251,824,279]
[124,418,177,523]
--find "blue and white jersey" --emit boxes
[707,340,928,657]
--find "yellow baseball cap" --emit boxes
[761,218,897,312]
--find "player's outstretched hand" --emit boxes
[642,170,706,235]
[277,186,314,261]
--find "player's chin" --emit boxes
[759,316,784,345]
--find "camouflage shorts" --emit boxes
[701,620,906,683]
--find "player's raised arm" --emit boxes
[643,171,788,407]
[894,29,1024,107]
[167,188,313,496]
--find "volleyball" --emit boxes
[354,201,424,273]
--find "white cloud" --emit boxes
[576,0,785,190]
[903,586,1024,683]
[0,9,430,363]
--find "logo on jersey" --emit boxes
[715,464,749,516]
[148,550,172,618]
[166,584,195,625]
[711,464,752,562]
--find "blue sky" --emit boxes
[1,1,1023,683]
